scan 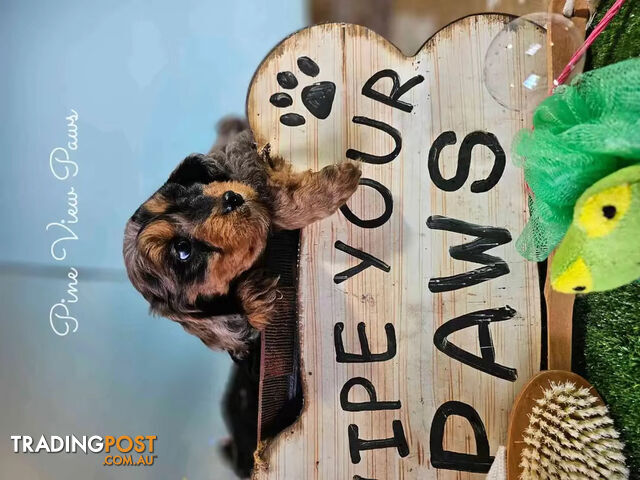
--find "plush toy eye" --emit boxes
[174,239,192,261]
[577,184,631,238]
[602,205,616,219]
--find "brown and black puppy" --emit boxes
[123,123,360,357]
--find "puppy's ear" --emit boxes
[210,116,249,152]
[235,269,280,330]
[177,313,257,358]
[168,153,229,187]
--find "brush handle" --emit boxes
[542,0,585,372]
[544,253,575,371]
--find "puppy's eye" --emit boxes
[174,239,192,261]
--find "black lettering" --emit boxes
[340,377,401,412]
[348,420,409,464]
[428,131,457,189]
[427,215,511,293]
[334,240,390,284]
[428,131,505,192]
[334,322,396,363]
[429,401,494,473]
[353,476,376,480]
[346,117,402,165]
[433,307,518,381]
[340,178,393,229]
[361,69,425,113]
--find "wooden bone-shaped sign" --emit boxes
[247,15,542,480]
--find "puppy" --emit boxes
[123,123,360,356]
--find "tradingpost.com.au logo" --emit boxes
[10,435,158,466]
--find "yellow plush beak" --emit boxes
[551,257,594,293]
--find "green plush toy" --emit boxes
[551,165,640,293]
[513,57,640,293]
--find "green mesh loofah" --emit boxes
[513,57,640,261]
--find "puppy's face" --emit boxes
[123,154,270,351]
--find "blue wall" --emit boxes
[0,1,305,478]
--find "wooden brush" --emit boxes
[506,255,628,478]
[511,373,628,479]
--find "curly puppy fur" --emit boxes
[123,121,361,356]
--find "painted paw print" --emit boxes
[270,56,336,127]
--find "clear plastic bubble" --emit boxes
[483,12,584,113]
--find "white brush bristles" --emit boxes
[519,381,629,479]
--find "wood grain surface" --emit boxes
[247,16,542,479]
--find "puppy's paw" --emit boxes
[236,270,280,330]
[268,159,361,230]
[322,160,362,205]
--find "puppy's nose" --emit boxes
[221,190,244,213]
